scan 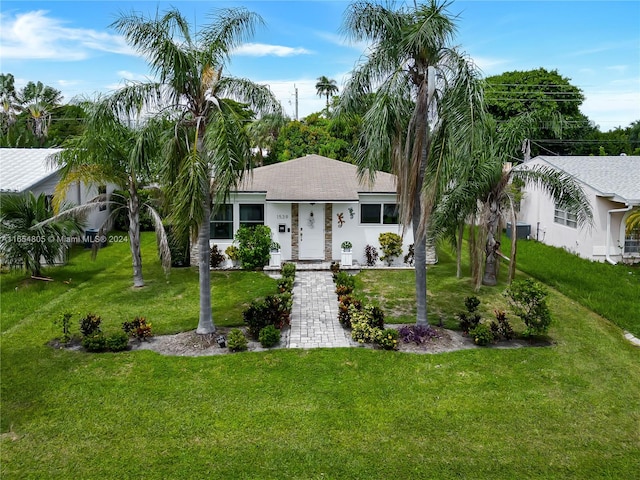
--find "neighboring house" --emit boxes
[517,155,640,264]
[0,148,114,232]
[207,154,414,265]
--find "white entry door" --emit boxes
[298,203,325,260]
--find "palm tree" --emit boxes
[50,98,170,288]
[626,209,640,233]
[109,7,281,334]
[19,81,63,145]
[0,73,20,133]
[0,192,83,277]
[247,113,286,165]
[433,114,593,288]
[315,76,339,111]
[340,0,484,326]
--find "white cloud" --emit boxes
[116,70,153,82]
[582,89,640,131]
[233,43,312,57]
[0,10,134,61]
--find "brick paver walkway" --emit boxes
[288,271,353,348]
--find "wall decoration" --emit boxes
[337,212,345,228]
[348,207,355,219]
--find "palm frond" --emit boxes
[513,164,593,229]
[145,204,171,273]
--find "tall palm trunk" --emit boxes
[456,222,464,278]
[127,179,144,288]
[413,197,428,326]
[196,191,214,334]
[414,142,428,326]
[482,199,500,286]
[196,133,215,334]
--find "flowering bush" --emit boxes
[350,305,385,344]
[375,328,399,350]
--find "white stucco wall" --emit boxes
[517,159,627,262]
[209,193,414,266]
[29,174,114,232]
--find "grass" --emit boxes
[1,233,639,479]
[514,237,640,337]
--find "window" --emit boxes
[239,204,264,228]
[383,204,399,224]
[554,205,577,228]
[210,204,233,239]
[361,203,399,224]
[625,226,640,254]
[361,204,381,224]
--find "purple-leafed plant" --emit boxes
[398,324,440,344]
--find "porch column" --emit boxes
[324,203,332,261]
[291,203,299,261]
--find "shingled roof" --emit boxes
[530,155,640,204]
[0,148,63,193]
[235,154,397,202]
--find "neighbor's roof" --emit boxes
[0,148,63,193]
[235,154,397,201]
[526,155,640,204]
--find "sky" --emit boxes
[1,0,639,132]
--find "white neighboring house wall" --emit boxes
[0,148,116,265]
[517,155,640,264]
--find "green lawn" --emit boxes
[1,233,639,479]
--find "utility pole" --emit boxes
[294,84,299,121]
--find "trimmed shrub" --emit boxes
[334,271,355,290]
[243,294,289,339]
[335,284,354,297]
[505,279,552,336]
[375,328,399,350]
[235,225,272,270]
[210,244,226,268]
[379,232,403,266]
[404,243,415,266]
[458,296,482,333]
[338,295,362,328]
[225,245,239,262]
[106,331,130,352]
[122,316,153,341]
[350,304,385,344]
[281,262,296,278]
[278,276,294,293]
[398,324,440,344]
[82,333,107,352]
[79,313,102,337]
[469,323,494,346]
[227,329,248,352]
[259,325,281,348]
[364,244,379,266]
[490,310,515,341]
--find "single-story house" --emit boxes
[0,148,114,232]
[207,154,414,266]
[517,155,640,264]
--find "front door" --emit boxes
[298,203,325,259]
